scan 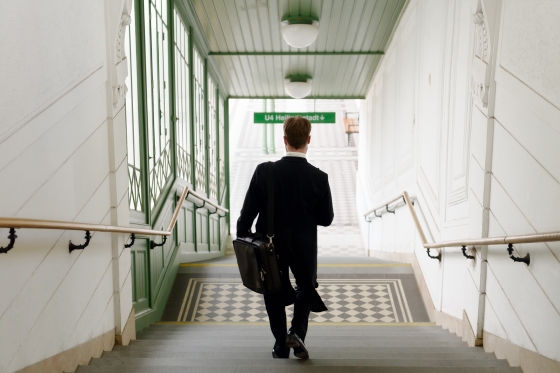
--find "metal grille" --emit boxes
[128,164,143,211]
[149,145,171,208]
[176,144,191,182]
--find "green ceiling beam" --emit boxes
[209,51,383,56]
[228,96,366,100]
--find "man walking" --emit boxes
[236,116,334,359]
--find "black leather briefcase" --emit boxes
[233,162,282,294]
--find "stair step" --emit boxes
[145,325,448,334]
[76,365,522,373]
[87,357,510,368]
[137,331,461,341]
[101,350,496,360]
[126,339,468,348]
[111,345,491,355]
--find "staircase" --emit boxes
[77,323,521,372]
[75,255,521,372]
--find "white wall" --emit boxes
[357,0,560,363]
[0,0,133,372]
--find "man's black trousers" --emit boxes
[264,285,311,351]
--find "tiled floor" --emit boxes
[229,99,364,256]
[162,255,430,324]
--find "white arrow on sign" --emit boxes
[320,115,325,120]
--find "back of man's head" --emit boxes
[283,116,312,150]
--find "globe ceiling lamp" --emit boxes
[284,76,313,99]
[281,16,320,48]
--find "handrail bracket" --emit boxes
[69,231,92,253]
[426,248,441,261]
[0,228,17,254]
[461,245,475,260]
[151,235,167,250]
[507,243,530,265]
[124,233,136,248]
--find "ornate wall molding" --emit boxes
[112,0,133,109]
[470,1,491,108]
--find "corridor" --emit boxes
[2,0,560,372]
[229,99,363,256]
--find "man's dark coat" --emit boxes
[236,156,334,312]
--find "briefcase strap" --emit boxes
[267,162,274,245]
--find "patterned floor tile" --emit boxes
[176,278,414,324]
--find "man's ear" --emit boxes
[283,136,288,145]
[307,136,311,144]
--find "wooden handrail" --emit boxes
[186,189,229,213]
[0,218,170,236]
[167,186,190,232]
[0,186,229,253]
[0,186,228,236]
[364,191,560,264]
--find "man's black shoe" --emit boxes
[272,346,289,358]
[286,332,309,359]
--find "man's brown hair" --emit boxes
[283,116,311,149]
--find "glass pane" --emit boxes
[174,8,191,182]
[208,77,217,200]
[145,0,171,209]
[125,4,143,212]
[218,97,225,201]
[193,48,206,193]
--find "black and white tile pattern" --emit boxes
[176,278,414,323]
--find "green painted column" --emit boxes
[267,99,275,154]
[262,99,268,154]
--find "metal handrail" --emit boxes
[186,189,229,214]
[364,191,558,265]
[0,218,170,236]
[0,185,229,253]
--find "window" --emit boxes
[207,76,217,200]
[125,4,143,212]
[145,0,172,209]
[193,48,206,192]
[174,9,191,183]
[218,96,226,201]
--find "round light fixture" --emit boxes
[284,77,313,99]
[281,18,320,48]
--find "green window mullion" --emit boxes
[225,98,230,233]
[204,58,210,252]
[144,0,156,211]
[135,0,150,222]
[167,0,176,183]
[216,89,220,201]
[188,26,197,251]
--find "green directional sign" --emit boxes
[254,112,336,124]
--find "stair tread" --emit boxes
[102,351,496,359]
[137,332,462,341]
[76,365,522,373]
[88,357,509,367]
[111,345,490,354]
[126,339,469,348]
[147,325,443,333]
